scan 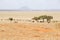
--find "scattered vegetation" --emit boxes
[38,15,47,22]
[32,17,39,22]
[9,18,13,21]
[1,15,53,23]
[46,16,53,23]
[32,15,53,23]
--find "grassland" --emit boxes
[0,11,60,40]
[0,22,60,40]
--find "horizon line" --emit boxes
[0,9,60,11]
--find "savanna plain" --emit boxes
[0,11,60,40]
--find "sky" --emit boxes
[0,0,60,10]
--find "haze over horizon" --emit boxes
[0,0,60,10]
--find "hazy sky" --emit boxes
[0,0,60,10]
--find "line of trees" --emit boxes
[8,15,53,23]
[32,15,53,23]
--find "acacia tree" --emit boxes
[32,17,39,22]
[32,15,53,23]
[46,16,53,23]
[38,15,47,22]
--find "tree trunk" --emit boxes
[43,19,44,22]
[47,19,51,23]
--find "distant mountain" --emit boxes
[19,6,31,11]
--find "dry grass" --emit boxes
[0,22,60,40]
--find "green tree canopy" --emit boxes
[46,16,53,23]
[38,15,47,22]
[32,15,53,23]
[32,17,39,22]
